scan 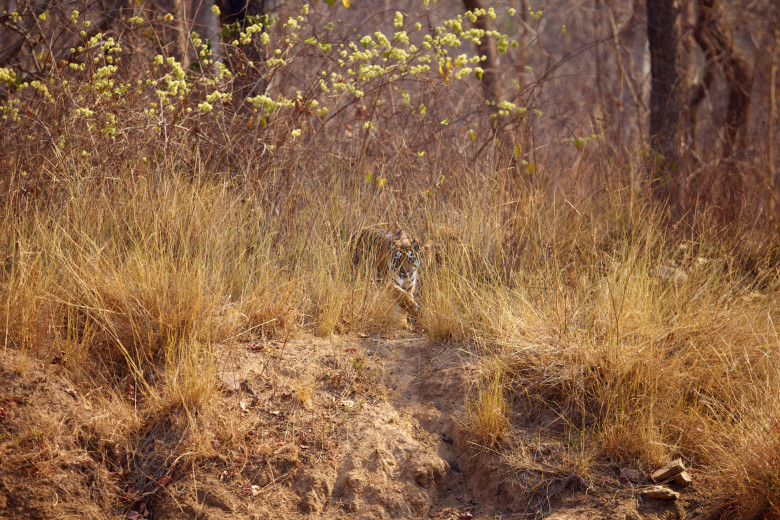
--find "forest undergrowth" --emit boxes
[1,1,779,517]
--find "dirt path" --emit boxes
[356,334,478,518]
[204,332,492,520]
[261,333,480,519]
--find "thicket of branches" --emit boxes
[1,0,777,222]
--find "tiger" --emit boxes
[350,224,421,317]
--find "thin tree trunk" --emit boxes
[517,0,528,92]
[770,28,778,213]
[462,0,501,103]
[688,0,716,150]
[694,0,751,160]
[592,0,605,136]
[192,0,222,70]
[174,0,190,71]
[646,0,686,207]
[606,0,645,146]
[689,0,753,218]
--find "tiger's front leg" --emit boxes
[389,283,420,316]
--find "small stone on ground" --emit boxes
[651,458,685,482]
[640,485,679,500]
[673,471,693,488]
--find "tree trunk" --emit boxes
[174,0,190,71]
[771,27,779,213]
[462,0,501,103]
[689,0,753,219]
[192,0,222,69]
[172,0,222,72]
[646,0,686,206]
[517,0,528,92]
[691,0,751,158]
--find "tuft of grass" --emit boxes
[706,404,780,519]
[463,358,510,447]
[294,371,317,408]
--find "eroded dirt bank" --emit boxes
[1,333,706,519]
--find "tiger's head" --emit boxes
[387,238,420,291]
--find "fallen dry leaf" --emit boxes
[239,398,256,412]
[244,484,262,496]
[127,500,150,519]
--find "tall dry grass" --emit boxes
[438,182,780,516]
[2,145,779,516]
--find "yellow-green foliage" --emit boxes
[0,2,528,180]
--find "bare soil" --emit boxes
[0,333,711,519]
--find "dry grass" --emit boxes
[463,355,511,447]
[2,158,779,516]
[404,176,779,515]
